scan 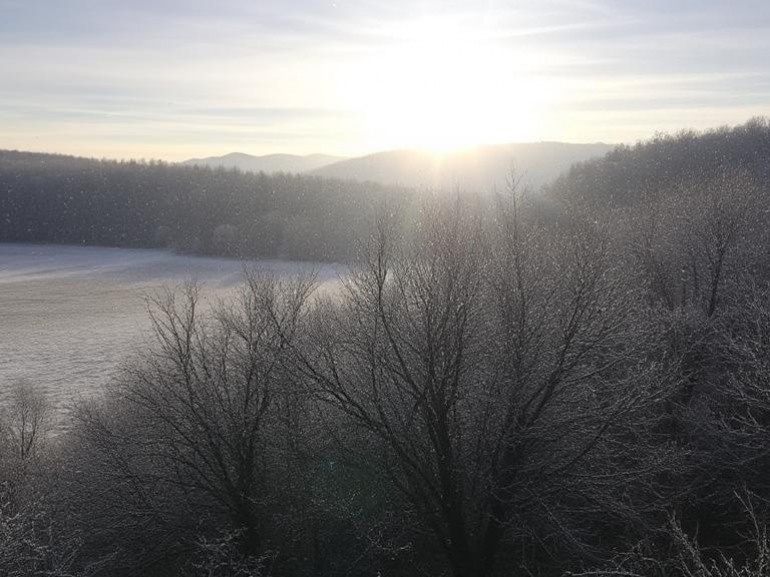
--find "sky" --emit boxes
[1,0,769,161]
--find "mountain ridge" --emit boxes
[309,142,614,191]
[183,142,614,190]
[182,152,345,174]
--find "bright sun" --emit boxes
[347,17,550,152]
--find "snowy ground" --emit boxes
[0,243,345,419]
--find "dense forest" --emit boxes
[548,116,770,208]
[0,151,412,262]
[4,119,770,577]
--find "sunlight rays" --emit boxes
[345,15,553,152]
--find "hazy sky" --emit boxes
[1,0,769,160]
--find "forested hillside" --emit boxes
[0,151,411,262]
[548,117,770,316]
[548,117,770,207]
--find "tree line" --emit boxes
[0,150,412,262]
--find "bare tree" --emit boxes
[69,275,315,573]
[631,169,762,318]
[291,195,675,577]
[0,380,52,508]
[576,495,770,577]
[0,380,51,465]
[0,381,88,577]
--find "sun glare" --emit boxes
[347,17,550,152]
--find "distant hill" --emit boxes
[182,152,345,174]
[308,142,614,191]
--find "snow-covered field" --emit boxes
[0,243,344,416]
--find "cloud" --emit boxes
[1,0,769,158]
